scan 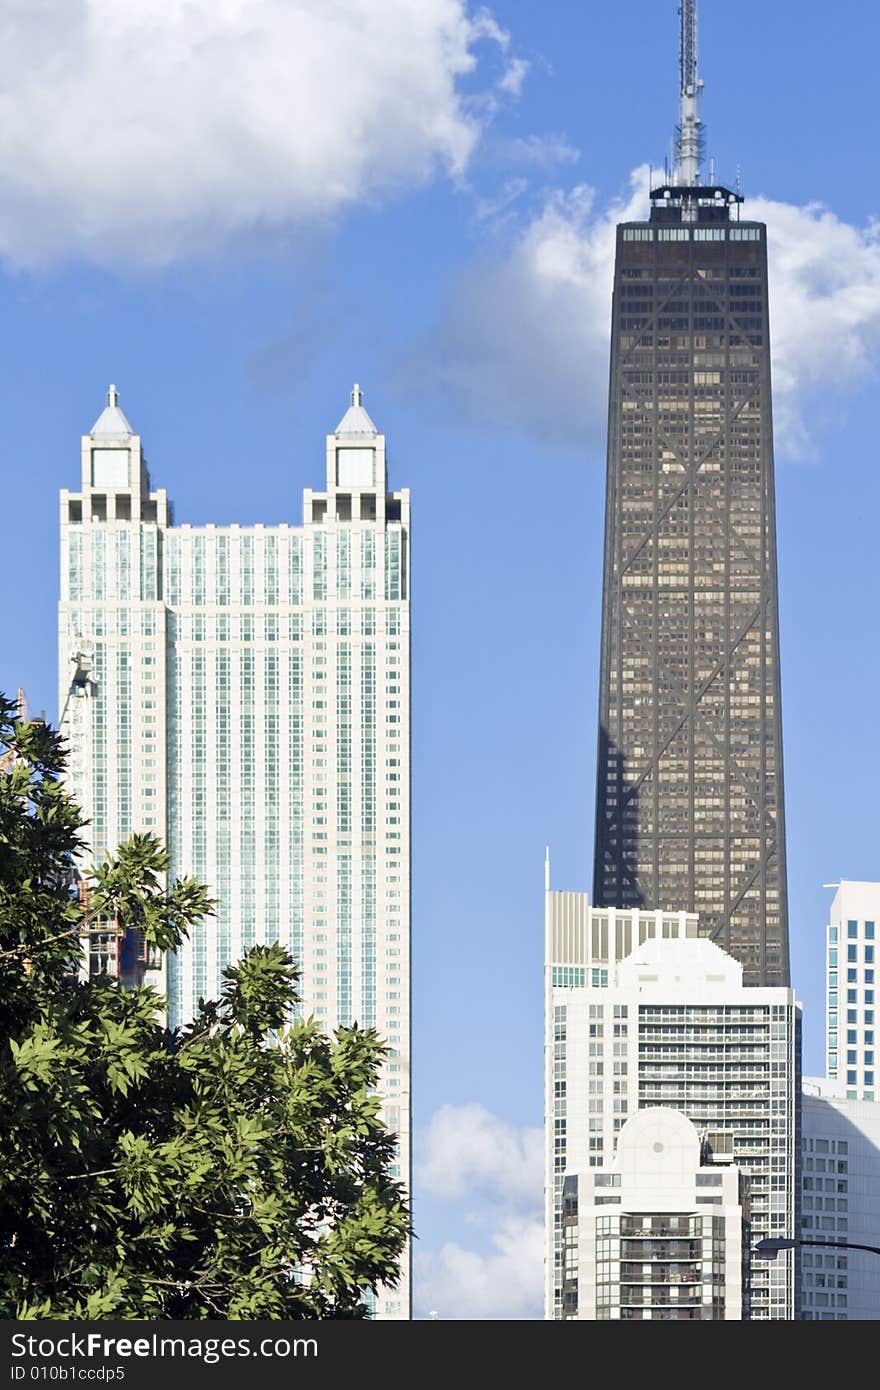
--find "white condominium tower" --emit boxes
[825,881,878,1101]
[801,1077,880,1320]
[561,1109,746,1321]
[545,882,800,1320]
[58,384,411,1319]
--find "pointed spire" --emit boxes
[90,384,133,438]
[334,382,378,438]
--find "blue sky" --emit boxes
[2,1,880,1318]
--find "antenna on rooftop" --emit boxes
[675,0,704,184]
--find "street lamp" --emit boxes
[754,1237,880,1260]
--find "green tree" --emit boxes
[0,694,408,1319]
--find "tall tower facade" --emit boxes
[592,4,789,988]
[58,385,411,1319]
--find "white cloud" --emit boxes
[414,1104,544,1320]
[474,176,528,223]
[497,57,530,97]
[416,1101,543,1203]
[745,196,880,452]
[506,134,581,170]
[415,1214,544,1320]
[410,167,650,451]
[0,0,520,268]
[416,170,880,455]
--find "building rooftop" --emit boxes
[616,935,744,989]
[90,385,133,440]
[334,383,378,438]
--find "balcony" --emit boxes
[621,1218,699,1238]
[620,1241,702,1261]
[620,1291,705,1308]
[620,1265,701,1285]
[620,1308,716,1321]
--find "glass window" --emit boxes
[866,923,876,941]
[848,921,858,940]
[848,945,857,962]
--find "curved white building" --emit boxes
[562,1107,746,1320]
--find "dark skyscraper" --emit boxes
[592,1,789,987]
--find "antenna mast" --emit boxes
[675,0,704,184]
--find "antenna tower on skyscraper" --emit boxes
[675,0,704,184]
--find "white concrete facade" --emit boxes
[545,886,800,1321]
[826,881,878,1101]
[58,385,411,1318]
[563,1108,745,1320]
[801,1076,880,1320]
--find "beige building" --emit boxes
[59,384,411,1318]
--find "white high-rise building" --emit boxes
[826,882,878,1101]
[561,1108,746,1320]
[801,1078,880,1319]
[545,882,800,1321]
[58,384,411,1318]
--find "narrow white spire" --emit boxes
[334,382,378,437]
[545,845,551,893]
[90,384,132,438]
[675,0,704,184]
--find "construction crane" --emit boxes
[676,0,704,185]
[59,648,95,729]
